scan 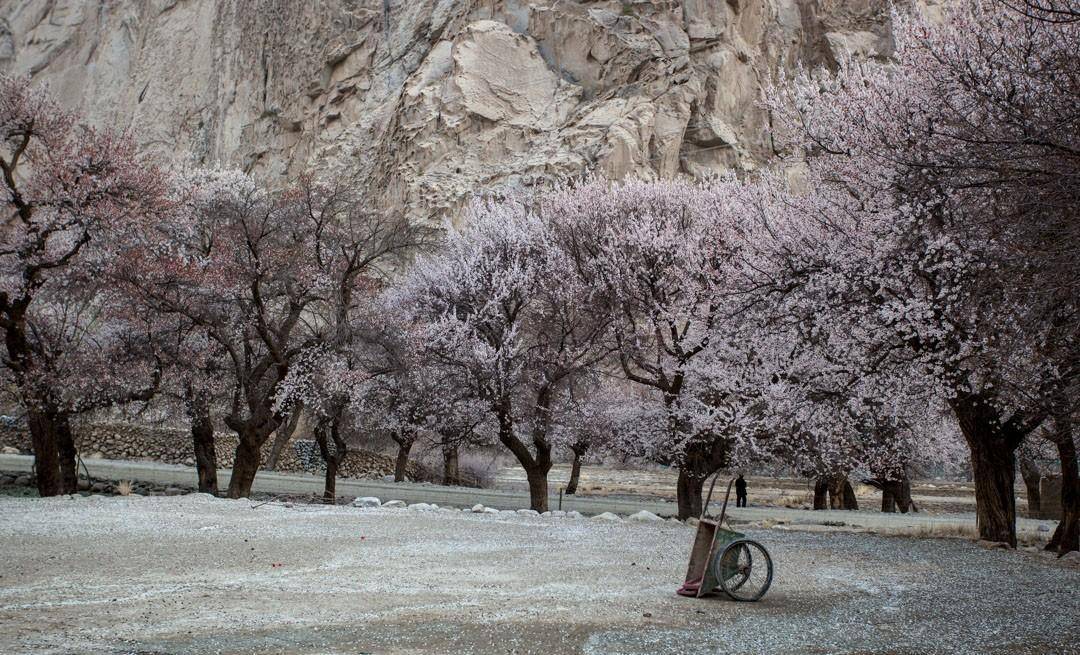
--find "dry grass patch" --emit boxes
[876,522,1050,549]
[854,483,877,497]
[775,493,810,508]
[878,522,979,540]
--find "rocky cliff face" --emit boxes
[1,0,896,225]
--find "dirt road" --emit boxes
[1,455,1055,538]
[1,495,1077,654]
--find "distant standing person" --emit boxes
[735,474,748,508]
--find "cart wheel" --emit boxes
[714,539,772,602]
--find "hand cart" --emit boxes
[677,473,773,601]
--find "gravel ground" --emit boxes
[0,495,1077,655]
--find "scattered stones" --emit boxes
[382,500,406,508]
[1038,525,1050,532]
[592,512,622,522]
[407,503,437,512]
[164,487,185,496]
[90,482,109,493]
[352,497,382,508]
[628,510,664,523]
[14,475,30,486]
[550,510,567,518]
[977,540,1012,550]
[1061,551,1080,563]
[482,507,500,514]
[1,446,21,455]
[471,503,486,513]
[517,509,539,516]
[566,511,583,519]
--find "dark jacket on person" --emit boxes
[735,477,747,495]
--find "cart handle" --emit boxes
[701,472,736,524]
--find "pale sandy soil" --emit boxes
[0,495,1076,655]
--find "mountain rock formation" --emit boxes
[1,0,900,224]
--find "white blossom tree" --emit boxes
[761,0,1079,546]
[542,178,791,518]
[393,197,611,512]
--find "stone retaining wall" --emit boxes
[0,423,418,481]
[1036,476,1063,521]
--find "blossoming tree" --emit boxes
[394,198,611,512]
[0,75,168,495]
[116,171,422,498]
[763,0,1080,546]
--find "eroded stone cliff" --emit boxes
[1,0,896,224]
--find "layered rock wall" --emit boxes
[1,1,898,224]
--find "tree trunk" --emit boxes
[392,433,414,483]
[827,476,842,509]
[968,437,1018,547]
[1019,455,1042,515]
[227,432,264,499]
[191,415,218,495]
[951,397,1022,547]
[826,474,857,510]
[677,469,705,520]
[842,478,859,510]
[442,444,460,486]
[1047,420,1078,555]
[881,480,897,513]
[494,399,553,513]
[265,409,302,471]
[813,477,829,510]
[323,453,339,502]
[673,439,728,519]
[27,410,64,497]
[525,465,549,513]
[315,417,348,504]
[867,476,912,513]
[56,417,78,495]
[896,476,917,513]
[566,449,584,495]
[188,392,217,494]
